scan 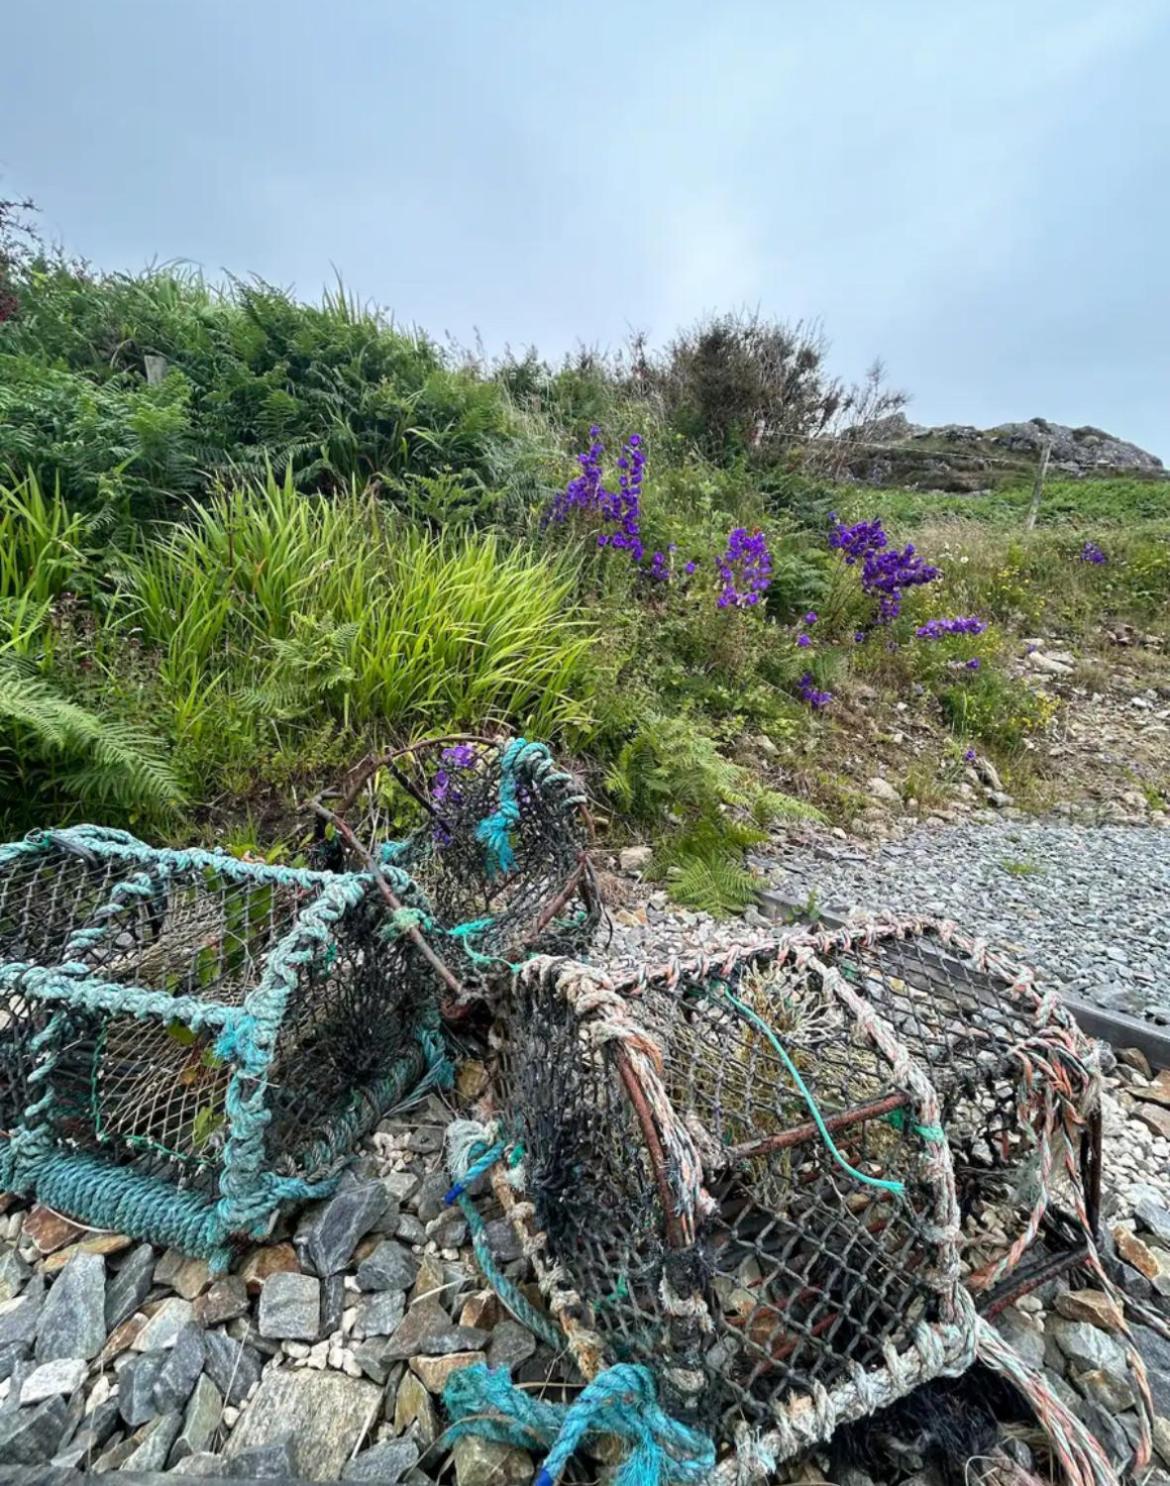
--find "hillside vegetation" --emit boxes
[1,226,1167,910]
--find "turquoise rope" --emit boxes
[884,1106,947,1143]
[442,1363,715,1486]
[712,982,907,1196]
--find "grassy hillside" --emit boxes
[1,249,1167,910]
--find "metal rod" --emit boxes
[614,1049,688,1250]
[725,1091,912,1163]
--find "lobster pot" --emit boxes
[314,737,600,982]
[493,954,975,1458]
[794,921,1102,1298]
[0,827,442,1266]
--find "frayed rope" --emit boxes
[443,1362,715,1486]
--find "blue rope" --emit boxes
[712,982,907,1196]
[442,1363,715,1486]
[475,737,533,876]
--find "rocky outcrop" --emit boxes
[842,415,1165,491]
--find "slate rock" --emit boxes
[172,1452,229,1476]
[68,1395,122,1460]
[203,1329,262,1407]
[1048,1317,1128,1375]
[133,1296,195,1350]
[488,1320,537,1372]
[1075,1399,1131,1467]
[169,1372,223,1464]
[1137,1198,1170,1248]
[1074,1366,1135,1411]
[386,1298,489,1360]
[20,1355,88,1404]
[415,1173,449,1223]
[153,1321,206,1411]
[452,1435,533,1486]
[0,1394,70,1465]
[35,1250,106,1362]
[0,1246,30,1302]
[194,1274,249,1328]
[322,1272,346,1335]
[105,1243,157,1331]
[351,1336,399,1385]
[239,1241,300,1294]
[0,1339,31,1382]
[393,1369,438,1444]
[343,1437,421,1482]
[298,1183,389,1277]
[226,1370,381,1481]
[122,1409,184,1471]
[259,1271,321,1340]
[356,1239,418,1293]
[230,1434,300,1477]
[993,1307,1045,1371]
[359,1288,406,1338]
[0,1273,44,1346]
[410,1349,485,1394]
[119,1350,168,1428]
[484,1218,524,1264]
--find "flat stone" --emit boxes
[460,1293,501,1330]
[169,1372,223,1463]
[351,1336,398,1385]
[452,1435,534,1486]
[386,1298,489,1360]
[41,1230,132,1276]
[867,776,901,806]
[153,1321,206,1411]
[0,1274,43,1346]
[356,1239,417,1293]
[1115,1226,1161,1280]
[203,1329,262,1407]
[298,1183,389,1277]
[343,1437,420,1482]
[35,1250,106,1362]
[226,1368,381,1481]
[993,1307,1046,1371]
[259,1271,321,1340]
[194,1274,249,1327]
[1134,1069,1170,1108]
[1049,1318,1128,1375]
[173,1451,228,1476]
[0,1394,70,1465]
[0,1340,30,1382]
[358,1288,406,1338]
[105,1243,157,1330]
[1054,1288,1124,1332]
[393,1368,438,1444]
[484,1219,524,1264]
[119,1350,168,1427]
[19,1356,88,1404]
[1153,1416,1170,1470]
[133,1296,195,1350]
[169,1255,212,1301]
[1074,1367,1135,1411]
[322,1272,346,1335]
[1134,1104,1170,1141]
[122,1409,184,1471]
[22,1205,84,1255]
[239,1241,301,1294]
[0,1247,30,1302]
[1117,1047,1153,1078]
[99,1310,148,1363]
[488,1320,538,1372]
[1137,1199,1170,1248]
[231,1434,300,1477]
[409,1349,486,1394]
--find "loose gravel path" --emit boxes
[759,821,1170,1024]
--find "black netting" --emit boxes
[496,955,956,1439]
[310,738,600,981]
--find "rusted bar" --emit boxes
[614,1048,688,1250]
[532,858,585,937]
[725,1090,912,1164]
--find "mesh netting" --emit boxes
[0,826,444,1264]
[310,736,600,990]
[476,922,1111,1464]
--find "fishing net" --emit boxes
[454,922,1150,1481]
[310,736,600,998]
[0,826,445,1267]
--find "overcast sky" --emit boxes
[4,1,1168,455]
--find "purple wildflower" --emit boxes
[965,658,982,671]
[717,527,772,609]
[915,616,988,640]
[1081,541,1107,565]
[963,748,977,763]
[829,514,939,623]
[684,560,697,575]
[854,630,867,644]
[804,611,818,626]
[797,672,833,710]
[796,633,812,648]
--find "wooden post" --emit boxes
[1025,437,1051,530]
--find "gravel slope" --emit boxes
[760,821,1170,1023]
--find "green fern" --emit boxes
[668,850,761,915]
[0,660,184,822]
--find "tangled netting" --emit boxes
[310,736,601,1003]
[0,825,447,1269]
[448,920,1153,1486]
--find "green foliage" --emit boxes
[0,658,183,831]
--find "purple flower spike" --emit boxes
[717,527,772,610]
[797,672,833,710]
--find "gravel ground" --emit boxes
[756,821,1170,1024]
